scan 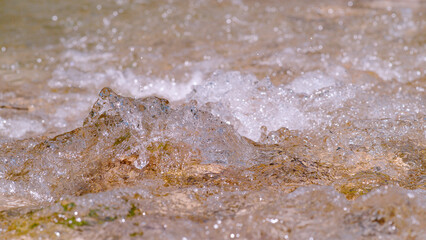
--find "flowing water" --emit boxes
[0,0,425,239]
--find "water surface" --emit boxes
[0,0,425,239]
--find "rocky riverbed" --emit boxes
[0,0,425,239]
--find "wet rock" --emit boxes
[0,88,260,201]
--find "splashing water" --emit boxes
[0,0,425,239]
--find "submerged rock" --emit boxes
[0,0,425,238]
[0,88,262,200]
[0,87,424,239]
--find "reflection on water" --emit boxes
[0,0,425,239]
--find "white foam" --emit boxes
[188,69,423,141]
[0,116,45,139]
[110,69,203,101]
[287,70,336,95]
[190,71,309,141]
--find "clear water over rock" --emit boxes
[0,0,425,239]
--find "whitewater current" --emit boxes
[0,0,425,239]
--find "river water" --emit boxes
[0,0,425,239]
